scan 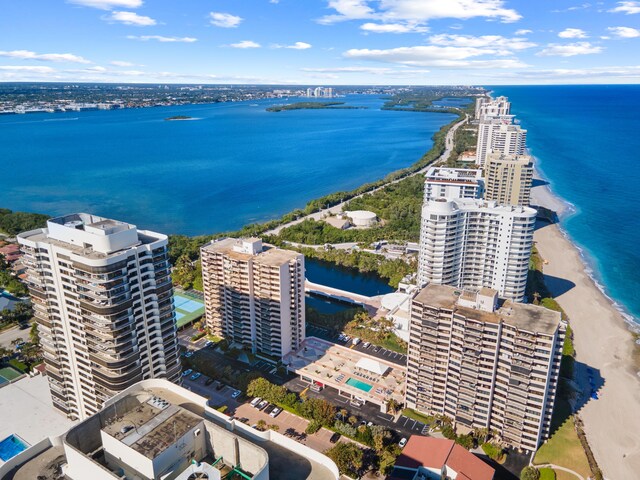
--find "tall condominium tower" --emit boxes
[406,284,565,452]
[201,238,305,359]
[476,118,527,166]
[485,152,534,206]
[476,95,511,121]
[418,198,536,301]
[18,213,181,420]
[424,167,484,202]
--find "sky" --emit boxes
[1,0,639,85]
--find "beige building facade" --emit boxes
[406,284,565,452]
[201,238,305,359]
[484,152,534,206]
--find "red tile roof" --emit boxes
[394,436,494,480]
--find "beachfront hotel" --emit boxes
[17,214,181,421]
[0,379,339,480]
[406,284,565,452]
[417,198,536,301]
[424,166,485,202]
[476,118,527,166]
[475,96,511,121]
[484,152,534,207]
[200,238,305,359]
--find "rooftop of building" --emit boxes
[423,197,536,217]
[413,284,562,334]
[101,398,202,459]
[485,152,533,165]
[49,213,134,235]
[425,167,483,182]
[202,237,300,265]
[393,436,494,480]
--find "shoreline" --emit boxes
[530,166,640,479]
[530,162,640,332]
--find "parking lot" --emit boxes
[397,414,431,436]
[180,371,243,410]
[306,325,407,366]
[253,359,276,374]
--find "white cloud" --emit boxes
[428,34,536,53]
[360,22,428,33]
[110,60,135,67]
[209,12,243,28]
[302,66,430,76]
[552,3,592,13]
[609,1,640,14]
[494,65,640,80]
[107,11,156,26]
[127,35,197,42]
[537,42,603,56]
[318,0,521,25]
[515,29,532,35]
[0,65,56,73]
[343,45,528,68]
[229,40,261,49]
[558,28,588,38]
[0,50,91,63]
[607,26,640,38]
[67,0,143,9]
[273,42,312,49]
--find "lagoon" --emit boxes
[0,95,456,236]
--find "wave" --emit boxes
[44,117,79,122]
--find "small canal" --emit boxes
[304,258,394,313]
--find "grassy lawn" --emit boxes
[539,467,556,480]
[401,408,435,425]
[534,417,591,479]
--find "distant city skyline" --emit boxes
[1,0,639,84]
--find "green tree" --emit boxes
[324,442,364,477]
[521,466,541,480]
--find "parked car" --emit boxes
[269,407,281,418]
[231,390,241,399]
[343,335,351,342]
[367,421,373,427]
[329,432,341,444]
[190,372,201,381]
[399,438,408,448]
[257,400,268,410]
[264,404,275,415]
[363,342,371,348]
[205,378,214,386]
[204,340,213,348]
[215,382,225,391]
[250,397,262,407]
[352,337,361,345]
[182,369,193,377]
[185,351,194,358]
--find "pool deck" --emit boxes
[0,374,75,465]
[283,336,406,408]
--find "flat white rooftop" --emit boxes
[0,375,75,454]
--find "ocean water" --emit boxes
[491,85,640,323]
[0,94,455,236]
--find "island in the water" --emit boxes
[266,102,367,112]
[165,115,194,121]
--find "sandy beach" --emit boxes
[532,178,640,479]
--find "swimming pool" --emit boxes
[0,434,29,461]
[346,377,373,393]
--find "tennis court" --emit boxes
[0,366,23,386]
[173,291,205,328]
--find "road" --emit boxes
[265,114,469,236]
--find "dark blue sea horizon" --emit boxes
[491,84,640,323]
[0,94,455,236]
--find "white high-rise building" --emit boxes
[476,118,527,166]
[201,238,305,359]
[417,198,536,301]
[406,284,565,452]
[424,167,484,202]
[18,213,181,421]
[476,95,511,120]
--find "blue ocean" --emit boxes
[492,85,640,323]
[0,94,454,236]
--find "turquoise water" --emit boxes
[491,85,640,323]
[0,95,455,236]
[0,434,29,461]
[346,377,373,393]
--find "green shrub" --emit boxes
[481,442,505,461]
[521,466,540,480]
